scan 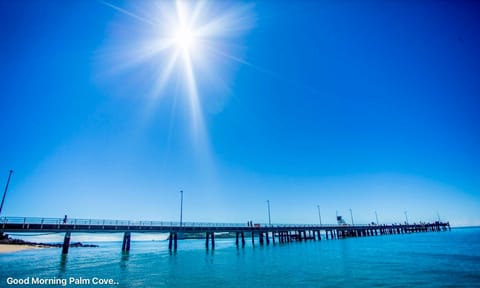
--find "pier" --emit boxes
[1,217,450,254]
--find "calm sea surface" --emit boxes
[1,227,479,287]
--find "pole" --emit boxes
[317,205,322,225]
[180,190,183,227]
[404,211,408,224]
[0,170,13,216]
[349,208,354,225]
[375,211,379,225]
[266,200,271,226]
[436,211,441,222]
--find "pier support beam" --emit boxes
[205,232,215,249]
[122,232,131,252]
[62,232,71,255]
[241,232,245,247]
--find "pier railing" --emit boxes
[1,216,386,229]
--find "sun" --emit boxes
[174,25,195,52]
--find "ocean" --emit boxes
[1,227,479,287]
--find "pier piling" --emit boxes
[206,232,215,249]
[168,233,173,250]
[62,232,71,254]
[121,232,131,252]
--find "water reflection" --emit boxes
[119,251,129,270]
[58,254,68,276]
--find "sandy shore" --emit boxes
[0,244,50,254]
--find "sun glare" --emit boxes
[174,25,195,52]
[102,0,255,135]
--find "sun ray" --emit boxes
[151,50,180,99]
[195,4,256,38]
[100,0,156,26]
[182,52,203,134]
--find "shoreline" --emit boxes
[0,244,51,254]
[0,234,99,254]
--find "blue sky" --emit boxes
[1,0,479,226]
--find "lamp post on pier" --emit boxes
[375,211,379,225]
[404,211,409,224]
[349,208,354,225]
[0,170,13,216]
[266,200,271,226]
[179,190,183,227]
[317,205,322,226]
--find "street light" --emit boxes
[179,190,183,227]
[404,211,409,224]
[349,208,354,225]
[0,170,13,216]
[317,205,322,226]
[375,210,379,225]
[266,200,271,226]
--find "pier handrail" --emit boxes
[1,216,447,230]
[0,216,364,227]
[0,216,338,227]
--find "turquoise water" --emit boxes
[1,228,479,287]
